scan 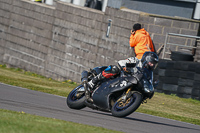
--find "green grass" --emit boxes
[0,64,200,127]
[0,64,77,97]
[136,93,200,125]
[0,109,122,133]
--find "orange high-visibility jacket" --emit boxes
[129,28,155,59]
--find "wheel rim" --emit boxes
[113,94,136,112]
[70,86,85,101]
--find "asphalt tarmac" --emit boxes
[0,83,200,133]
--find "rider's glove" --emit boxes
[123,67,131,73]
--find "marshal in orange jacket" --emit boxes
[129,28,155,59]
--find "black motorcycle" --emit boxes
[67,54,158,117]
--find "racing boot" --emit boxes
[88,73,105,91]
[86,73,104,103]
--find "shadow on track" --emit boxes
[82,109,200,132]
[125,116,200,132]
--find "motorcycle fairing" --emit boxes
[92,76,137,109]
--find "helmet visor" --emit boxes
[147,56,158,70]
[148,61,158,70]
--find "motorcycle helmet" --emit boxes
[141,52,159,70]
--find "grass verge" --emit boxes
[0,64,76,97]
[0,65,200,126]
[0,109,122,133]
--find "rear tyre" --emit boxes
[67,85,86,109]
[111,92,142,117]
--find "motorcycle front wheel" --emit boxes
[67,85,86,109]
[111,92,142,117]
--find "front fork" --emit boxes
[117,88,132,103]
[82,81,94,103]
[81,70,94,103]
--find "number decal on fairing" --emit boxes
[120,81,127,87]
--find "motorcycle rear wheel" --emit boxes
[67,85,86,109]
[111,92,142,117]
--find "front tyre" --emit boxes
[67,85,86,109]
[111,92,142,117]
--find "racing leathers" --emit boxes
[88,65,120,89]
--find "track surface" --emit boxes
[0,83,200,133]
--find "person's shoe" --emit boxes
[88,80,95,90]
[88,73,105,91]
